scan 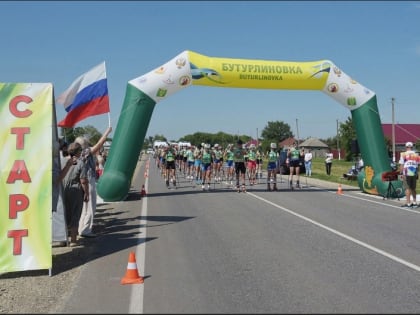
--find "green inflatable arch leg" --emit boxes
[353,96,404,198]
[97,84,156,201]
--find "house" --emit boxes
[279,137,297,149]
[299,137,329,158]
[382,124,420,149]
[382,124,420,160]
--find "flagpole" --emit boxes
[108,112,111,128]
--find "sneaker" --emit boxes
[401,204,411,208]
[207,184,210,190]
[202,185,205,190]
[411,203,418,208]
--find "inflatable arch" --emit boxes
[97,50,404,201]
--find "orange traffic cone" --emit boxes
[336,184,343,195]
[141,184,146,197]
[121,252,144,285]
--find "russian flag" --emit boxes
[57,62,109,128]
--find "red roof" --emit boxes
[382,124,420,145]
[279,137,296,147]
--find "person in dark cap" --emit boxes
[233,139,247,192]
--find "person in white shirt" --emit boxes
[304,149,313,177]
[325,150,333,175]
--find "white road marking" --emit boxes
[247,191,420,272]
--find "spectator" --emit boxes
[399,142,419,208]
[325,150,333,175]
[304,148,313,177]
[95,148,106,179]
[62,142,89,246]
[356,156,364,171]
[75,126,112,238]
[59,137,69,158]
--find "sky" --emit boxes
[1,1,419,142]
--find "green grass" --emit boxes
[260,157,360,187]
[310,157,360,187]
[298,157,420,194]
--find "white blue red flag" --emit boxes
[57,61,109,128]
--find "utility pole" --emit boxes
[336,119,341,160]
[391,97,396,163]
[295,118,300,147]
[256,128,259,148]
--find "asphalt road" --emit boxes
[57,155,420,313]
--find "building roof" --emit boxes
[279,137,296,148]
[382,124,420,145]
[299,137,328,148]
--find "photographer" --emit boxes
[399,142,419,208]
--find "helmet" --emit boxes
[214,144,219,148]
[270,143,277,149]
[204,143,211,149]
[249,144,256,149]
[406,141,413,148]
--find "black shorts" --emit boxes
[235,162,246,174]
[166,161,176,170]
[289,159,300,167]
[403,175,417,190]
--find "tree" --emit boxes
[60,125,106,145]
[180,131,248,148]
[337,117,356,161]
[261,121,293,144]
